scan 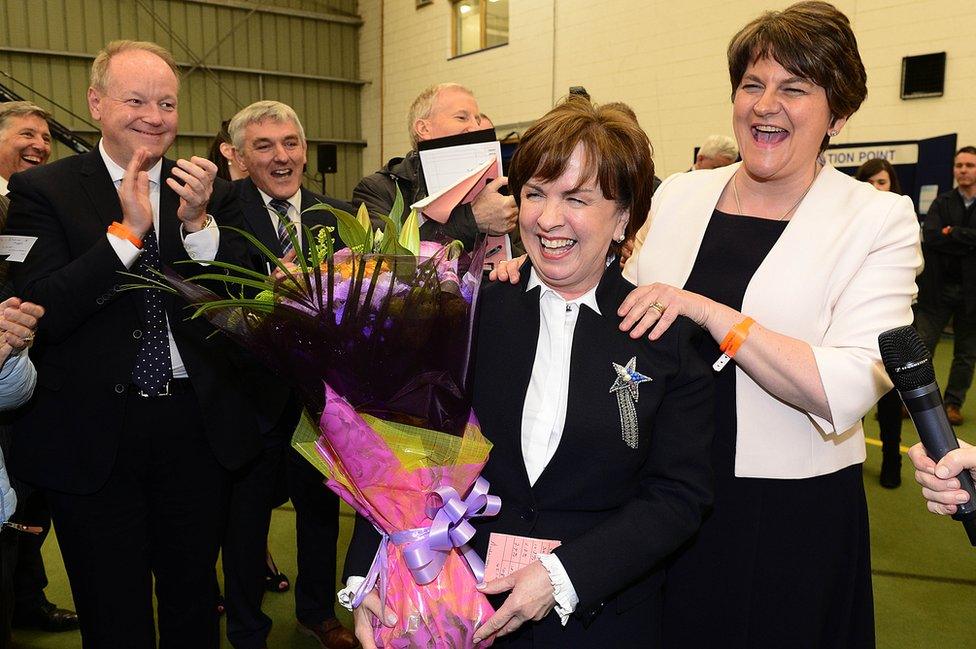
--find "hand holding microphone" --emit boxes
[879,325,976,545]
[909,439,976,516]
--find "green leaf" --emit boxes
[398,208,421,256]
[332,208,368,253]
[183,274,275,293]
[171,258,271,283]
[190,298,277,318]
[352,203,374,253]
[357,202,372,233]
[390,184,405,231]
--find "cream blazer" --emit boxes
[623,163,923,479]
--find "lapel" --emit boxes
[740,164,841,315]
[299,188,334,256]
[530,265,626,491]
[664,162,742,286]
[79,149,124,229]
[158,158,185,267]
[477,267,541,495]
[238,177,282,254]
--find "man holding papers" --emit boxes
[352,83,516,250]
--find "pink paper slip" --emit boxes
[482,533,561,582]
[411,155,499,224]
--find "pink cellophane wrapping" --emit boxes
[295,383,495,648]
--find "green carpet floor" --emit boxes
[10,341,976,648]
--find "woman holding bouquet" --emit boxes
[491,4,922,646]
[345,97,715,647]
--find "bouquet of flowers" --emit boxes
[149,190,497,647]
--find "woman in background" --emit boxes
[206,119,248,182]
[856,157,907,488]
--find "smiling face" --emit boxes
[733,56,844,184]
[87,49,178,168]
[519,144,629,300]
[238,118,307,200]
[415,87,480,142]
[0,113,51,181]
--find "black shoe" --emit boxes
[264,552,290,593]
[13,600,80,632]
[880,455,902,489]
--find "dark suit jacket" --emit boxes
[347,263,714,643]
[352,151,483,249]
[234,176,353,435]
[0,194,9,285]
[236,176,351,261]
[918,188,976,314]
[5,149,263,494]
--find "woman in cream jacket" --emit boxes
[616,4,921,648]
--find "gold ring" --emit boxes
[649,301,666,315]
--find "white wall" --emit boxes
[358,0,976,180]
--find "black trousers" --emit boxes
[11,489,51,613]
[287,446,341,627]
[47,391,229,649]
[877,389,903,456]
[0,528,15,649]
[915,283,976,407]
[223,432,291,649]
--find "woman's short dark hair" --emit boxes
[855,158,902,194]
[507,97,654,254]
[728,1,867,151]
[206,119,233,181]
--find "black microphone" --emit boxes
[879,325,976,545]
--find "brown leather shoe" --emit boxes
[298,617,360,649]
[946,404,964,426]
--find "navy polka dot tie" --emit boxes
[131,228,172,395]
[271,199,294,257]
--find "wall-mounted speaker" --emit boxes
[901,52,946,99]
[317,143,338,174]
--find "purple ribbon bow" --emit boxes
[399,476,501,585]
[352,477,500,609]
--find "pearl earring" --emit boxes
[828,130,838,137]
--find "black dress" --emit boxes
[662,211,875,649]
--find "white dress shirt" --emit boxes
[256,186,303,250]
[0,175,9,197]
[100,140,220,378]
[521,269,601,484]
[519,268,601,623]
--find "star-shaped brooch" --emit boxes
[609,357,652,449]
[610,357,652,400]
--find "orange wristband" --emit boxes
[719,317,755,359]
[108,222,143,249]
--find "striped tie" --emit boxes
[270,198,294,257]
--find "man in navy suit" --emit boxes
[5,40,262,648]
[225,100,357,649]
